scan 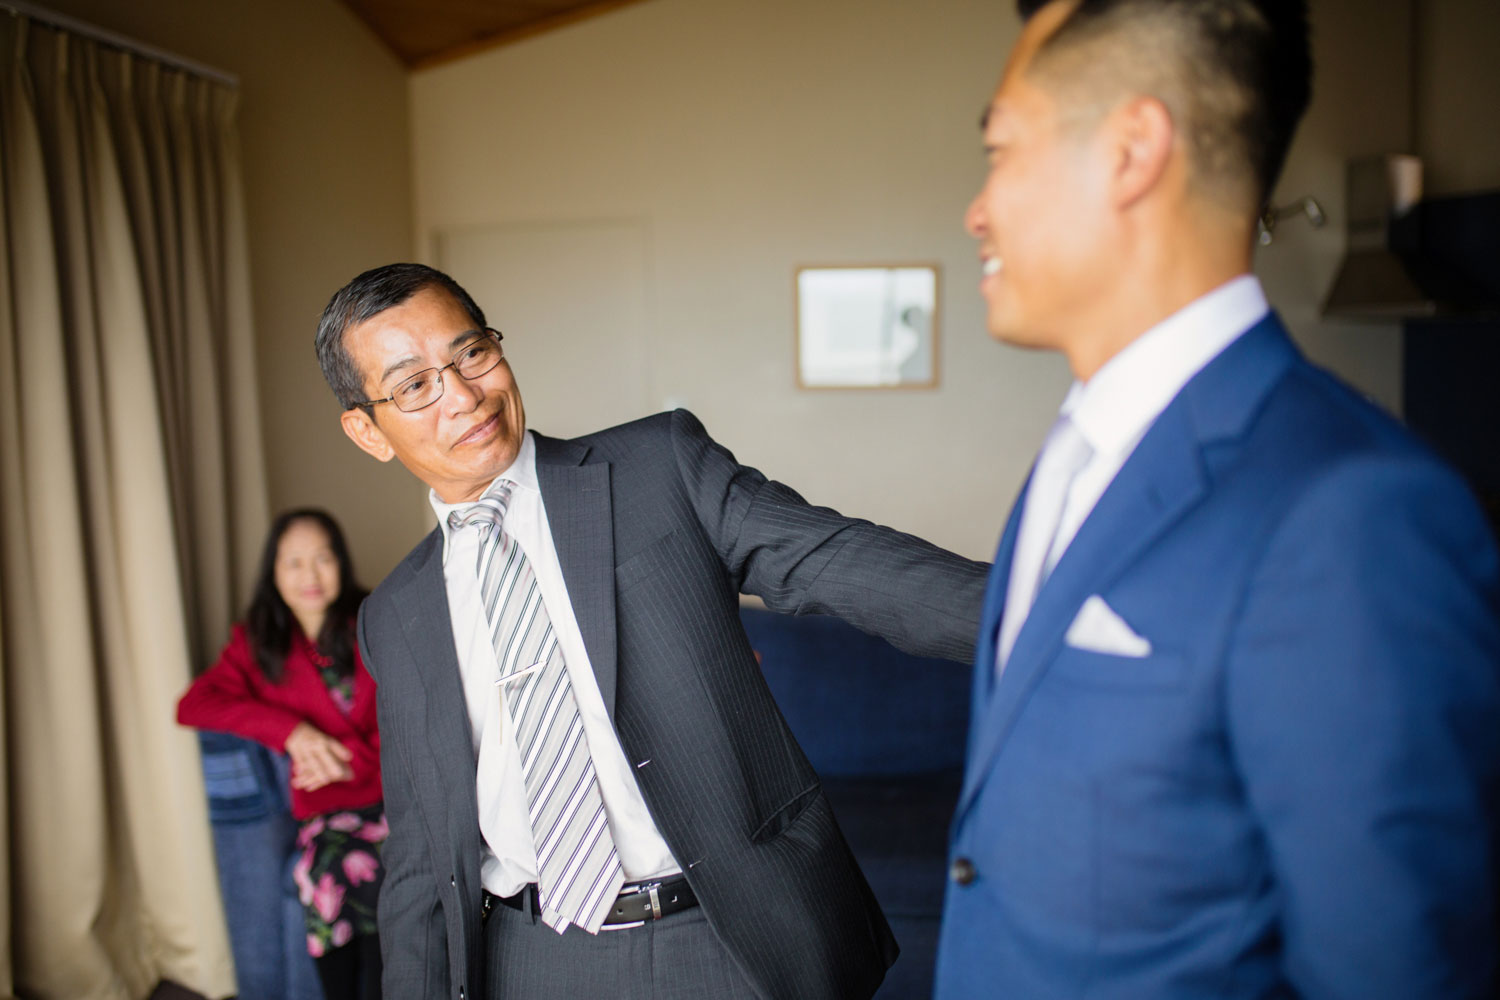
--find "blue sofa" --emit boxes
[197,731,323,1000]
[739,607,972,1000]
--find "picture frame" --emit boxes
[794,263,941,389]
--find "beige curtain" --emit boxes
[1,10,268,999]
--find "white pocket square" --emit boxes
[1065,596,1152,658]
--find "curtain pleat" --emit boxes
[2,11,264,999]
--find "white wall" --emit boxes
[410,0,1425,562]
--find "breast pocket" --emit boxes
[1050,645,1186,691]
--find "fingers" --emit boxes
[290,766,336,792]
[290,756,351,790]
[285,722,355,788]
[301,751,354,786]
[306,744,355,782]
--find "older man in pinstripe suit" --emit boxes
[317,262,988,1000]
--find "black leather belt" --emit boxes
[483,876,697,926]
[607,875,697,924]
[483,883,536,921]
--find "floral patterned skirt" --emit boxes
[293,803,388,957]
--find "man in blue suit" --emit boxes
[937,1,1500,997]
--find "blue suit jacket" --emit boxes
[936,315,1500,998]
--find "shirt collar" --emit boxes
[1062,275,1269,459]
[431,430,538,565]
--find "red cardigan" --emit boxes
[178,623,382,820]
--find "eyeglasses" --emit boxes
[355,328,505,413]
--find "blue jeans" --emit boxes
[198,731,324,1000]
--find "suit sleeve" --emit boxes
[1224,454,1500,998]
[667,408,990,662]
[176,625,304,751]
[359,606,449,999]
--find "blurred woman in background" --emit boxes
[179,508,383,1000]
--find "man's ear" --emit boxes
[1107,95,1175,209]
[340,407,396,462]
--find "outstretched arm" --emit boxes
[668,408,990,662]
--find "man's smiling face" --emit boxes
[965,0,1117,357]
[339,284,526,504]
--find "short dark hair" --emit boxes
[315,263,488,411]
[1015,0,1312,212]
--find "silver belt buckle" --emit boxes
[647,883,663,920]
[600,881,653,932]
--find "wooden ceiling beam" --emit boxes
[342,0,657,71]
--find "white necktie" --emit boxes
[997,414,1094,672]
[451,482,624,934]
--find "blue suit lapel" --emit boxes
[956,413,1209,821]
[956,313,1300,823]
[533,433,620,719]
[963,486,1025,795]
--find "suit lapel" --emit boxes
[961,488,1026,806]
[969,483,1026,707]
[533,433,620,718]
[956,412,1209,820]
[390,531,481,838]
[956,314,1300,822]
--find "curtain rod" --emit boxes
[2,1,239,88]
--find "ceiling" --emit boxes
[338,0,653,70]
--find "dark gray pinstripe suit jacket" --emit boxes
[358,409,988,1000]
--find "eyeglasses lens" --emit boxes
[392,332,503,412]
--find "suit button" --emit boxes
[950,856,977,886]
[450,874,456,886]
[458,989,465,1000]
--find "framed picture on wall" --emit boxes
[795,263,940,389]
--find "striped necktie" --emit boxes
[449,481,624,934]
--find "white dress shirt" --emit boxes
[998,275,1271,670]
[430,431,679,896]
